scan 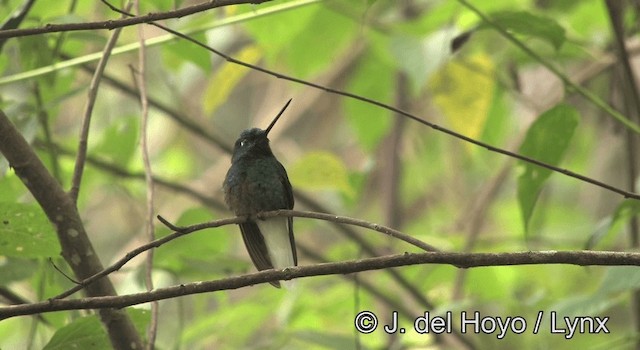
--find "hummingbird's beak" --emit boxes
[265,98,293,136]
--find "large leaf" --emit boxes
[517,104,579,233]
[343,51,393,151]
[93,115,139,167]
[202,44,262,115]
[0,202,60,258]
[481,10,566,50]
[289,151,354,198]
[43,309,149,350]
[430,54,495,151]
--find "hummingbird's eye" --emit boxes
[240,139,248,147]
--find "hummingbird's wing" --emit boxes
[277,161,297,266]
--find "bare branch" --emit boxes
[69,2,132,202]
[53,209,437,299]
[2,250,638,319]
[0,0,275,39]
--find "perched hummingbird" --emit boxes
[223,99,296,288]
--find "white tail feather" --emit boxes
[256,217,295,289]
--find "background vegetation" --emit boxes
[1,0,640,349]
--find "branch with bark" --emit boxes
[1,249,637,319]
[0,110,143,349]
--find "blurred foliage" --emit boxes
[0,0,639,349]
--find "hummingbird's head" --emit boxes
[229,99,292,164]
[230,128,273,163]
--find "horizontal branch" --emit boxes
[1,250,638,319]
[53,209,437,299]
[0,0,272,39]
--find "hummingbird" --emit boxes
[223,99,296,288]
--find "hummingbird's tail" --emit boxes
[257,217,297,289]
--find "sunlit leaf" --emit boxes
[430,54,495,151]
[517,104,579,234]
[0,202,60,258]
[202,45,262,115]
[289,151,354,198]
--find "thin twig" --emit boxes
[130,0,159,347]
[257,210,441,252]
[604,1,640,347]
[69,2,133,202]
[52,210,437,299]
[105,2,640,201]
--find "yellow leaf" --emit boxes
[289,151,354,198]
[429,54,495,152]
[202,45,262,115]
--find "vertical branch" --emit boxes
[133,1,159,348]
[604,1,640,347]
[69,1,133,202]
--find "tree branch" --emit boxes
[53,209,437,300]
[2,250,638,319]
[0,110,143,349]
[69,1,132,202]
[0,0,275,39]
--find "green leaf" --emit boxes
[202,45,262,115]
[93,115,139,167]
[242,3,319,65]
[390,32,451,93]
[517,104,579,234]
[289,151,354,198]
[154,208,236,277]
[0,257,38,282]
[0,202,60,258]
[429,54,495,151]
[481,10,566,50]
[586,199,640,249]
[43,309,149,350]
[282,5,356,78]
[343,51,393,151]
[162,32,211,72]
[597,266,640,296]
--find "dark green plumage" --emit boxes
[222,101,296,288]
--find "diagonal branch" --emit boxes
[2,250,639,319]
[0,110,143,349]
[104,4,640,201]
[53,209,438,300]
